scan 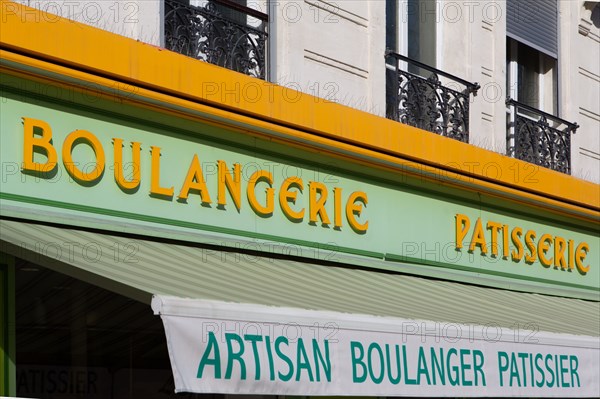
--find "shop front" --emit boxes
[1,3,599,398]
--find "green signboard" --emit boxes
[0,75,598,297]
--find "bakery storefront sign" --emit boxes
[19,117,369,234]
[1,92,597,295]
[153,297,600,397]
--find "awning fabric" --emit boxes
[152,296,599,397]
[1,219,599,337]
[3,219,600,396]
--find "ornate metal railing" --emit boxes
[386,51,480,143]
[165,0,268,79]
[506,99,578,174]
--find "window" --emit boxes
[406,0,437,70]
[506,38,558,115]
[14,261,185,398]
[385,0,478,142]
[164,0,269,79]
[505,37,570,174]
[504,0,579,174]
[386,0,437,68]
[386,0,440,129]
[505,0,559,113]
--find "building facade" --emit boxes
[8,0,600,182]
[1,1,599,398]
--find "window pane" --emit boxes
[408,0,436,68]
[386,0,397,51]
[517,42,540,108]
[15,261,201,398]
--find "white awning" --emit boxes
[152,296,600,397]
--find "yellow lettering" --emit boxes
[346,191,368,233]
[511,227,524,262]
[22,117,57,174]
[451,217,590,274]
[575,242,590,274]
[150,146,174,197]
[333,187,343,229]
[502,224,510,258]
[455,214,470,249]
[487,221,502,257]
[217,160,241,211]
[537,233,553,268]
[524,230,537,263]
[568,239,575,270]
[62,130,105,183]
[179,154,212,203]
[247,170,274,216]
[553,236,567,270]
[113,138,140,190]
[279,177,304,221]
[469,217,488,254]
[309,181,331,225]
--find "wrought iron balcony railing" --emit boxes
[165,0,268,79]
[507,99,579,174]
[386,51,480,143]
